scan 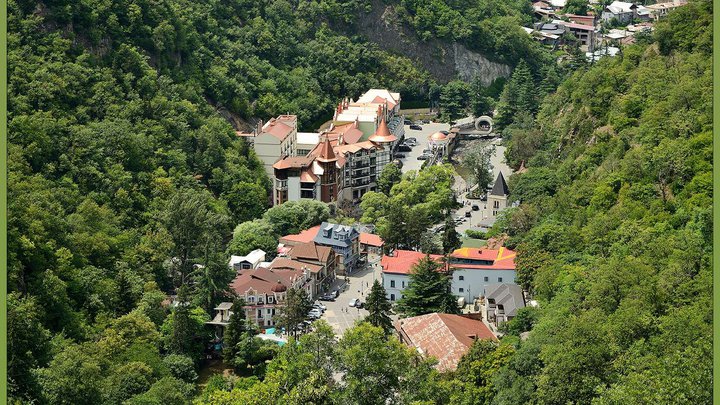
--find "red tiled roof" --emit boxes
[381,250,443,275]
[300,169,318,183]
[273,156,313,170]
[395,313,497,372]
[360,233,384,247]
[280,225,321,245]
[314,137,338,163]
[262,118,295,141]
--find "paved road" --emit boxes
[319,253,383,336]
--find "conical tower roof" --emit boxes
[490,172,509,196]
[315,136,337,163]
[368,116,397,143]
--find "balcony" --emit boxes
[275,180,288,191]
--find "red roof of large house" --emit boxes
[262,116,296,141]
[381,250,443,275]
[280,225,321,245]
[395,313,497,372]
[359,233,384,247]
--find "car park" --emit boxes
[409,124,422,130]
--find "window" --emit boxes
[459,275,464,281]
[484,276,489,282]
[268,297,274,304]
[390,280,395,288]
[459,288,464,293]
[494,201,500,208]
[402,281,405,288]
[498,277,503,282]
[267,309,272,314]
[257,309,262,318]
[390,294,395,301]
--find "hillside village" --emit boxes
[197,0,693,379]
[7,0,710,403]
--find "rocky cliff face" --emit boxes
[352,1,512,85]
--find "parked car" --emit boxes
[406,137,417,142]
[421,119,430,124]
[308,309,322,319]
[349,298,360,307]
[465,211,472,217]
[404,119,412,125]
[409,124,422,130]
[417,155,429,160]
[397,144,412,152]
[313,302,326,311]
[405,140,417,147]
[480,194,487,201]
[394,153,406,159]
[356,301,365,309]
[472,205,479,211]
[318,294,335,302]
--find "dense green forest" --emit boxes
[497,1,712,402]
[6,0,434,402]
[7,0,713,403]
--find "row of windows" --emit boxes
[390,276,504,290]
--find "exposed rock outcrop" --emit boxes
[352,0,512,84]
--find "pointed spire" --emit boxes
[490,172,509,197]
[315,135,337,163]
[368,115,397,144]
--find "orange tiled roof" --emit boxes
[449,247,517,270]
[288,242,333,263]
[269,257,322,273]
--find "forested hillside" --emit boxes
[6,0,433,402]
[497,1,712,402]
[7,0,713,403]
